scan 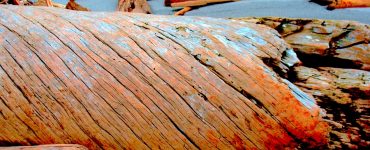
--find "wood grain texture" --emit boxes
[0,6,328,149]
[0,144,88,150]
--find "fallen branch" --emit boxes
[174,6,192,16]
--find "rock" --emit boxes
[332,141,343,149]
[324,119,344,129]
[0,144,88,150]
[0,5,328,149]
[343,143,359,149]
[236,17,370,71]
[331,131,351,144]
[292,66,369,105]
[350,134,361,143]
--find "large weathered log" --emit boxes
[0,6,328,149]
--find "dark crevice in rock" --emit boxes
[317,95,369,149]
[341,88,370,100]
[261,57,286,77]
[295,51,364,69]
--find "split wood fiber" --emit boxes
[0,5,328,149]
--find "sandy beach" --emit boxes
[149,0,370,24]
[49,0,370,24]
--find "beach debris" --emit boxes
[66,0,89,11]
[312,0,370,9]
[34,0,52,6]
[0,0,32,5]
[174,6,191,16]
[0,5,329,149]
[166,0,238,15]
[0,0,151,13]
[117,0,151,14]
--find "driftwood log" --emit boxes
[0,6,328,149]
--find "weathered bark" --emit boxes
[236,17,369,149]
[0,6,328,149]
[117,0,151,14]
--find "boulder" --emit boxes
[0,6,328,149]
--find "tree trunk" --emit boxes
[0,5,328,149]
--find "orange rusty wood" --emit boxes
[168,0,237,7]
[0,5,328,149]
[328,0,370,9]
[174,6,192,16]
[0,144,88,150]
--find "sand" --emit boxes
[48,0,370,24]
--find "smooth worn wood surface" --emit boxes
[0,5,328,149]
